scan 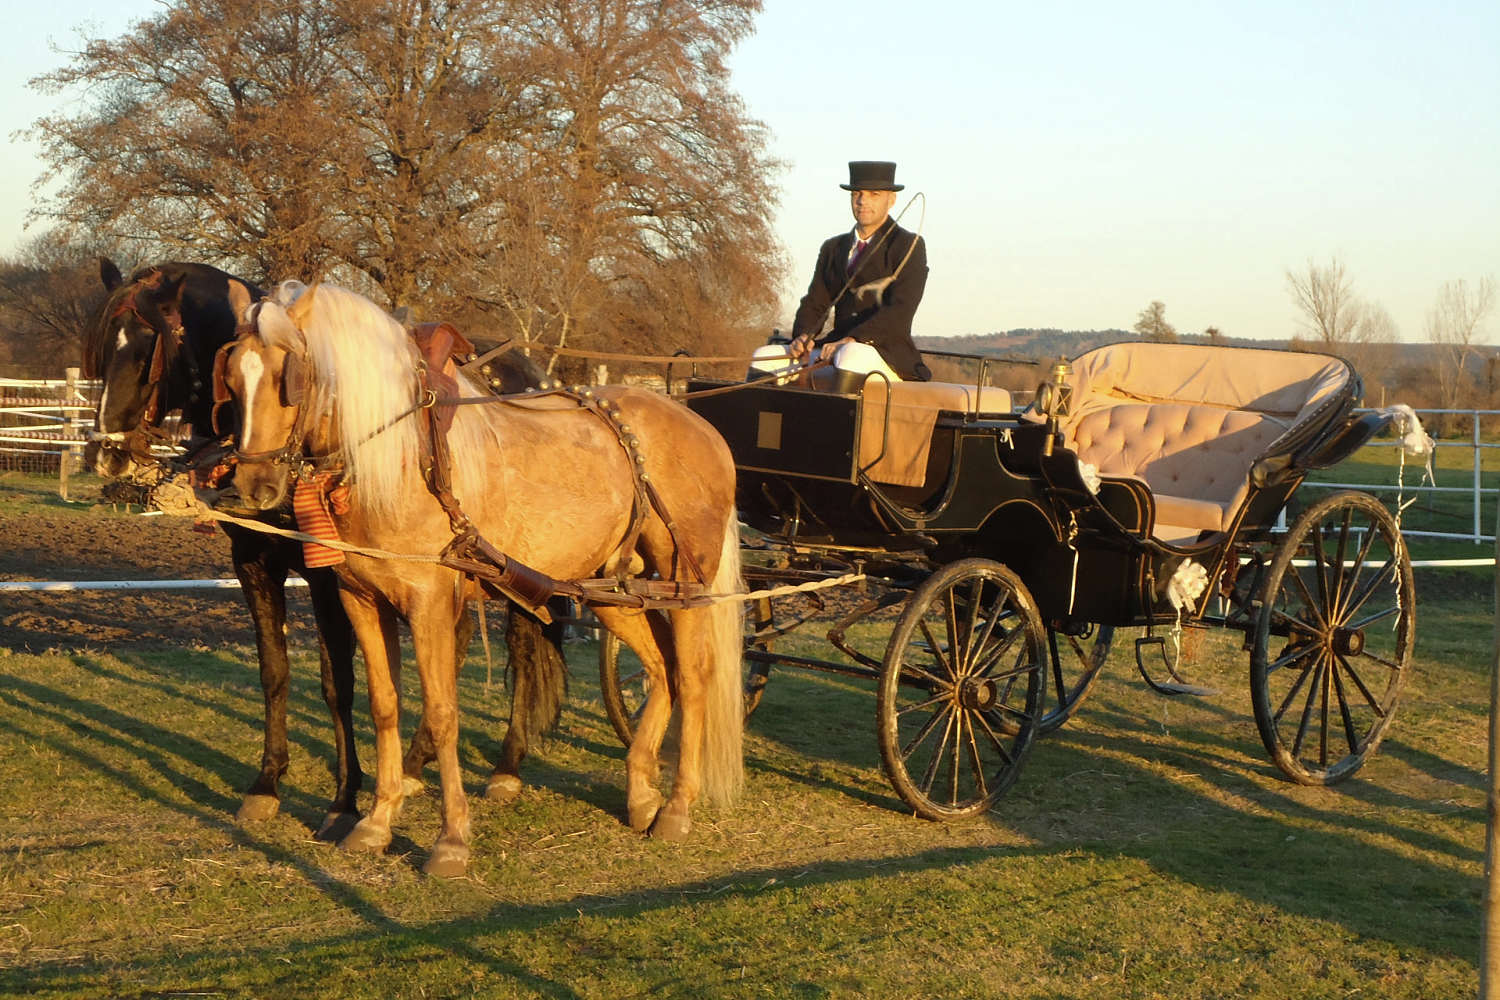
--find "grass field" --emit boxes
[0,472,1494,999]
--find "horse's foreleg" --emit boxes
[594,606,675,834]
[410,593,471,878]
[337,589,403,856]
[228,535,292,824]
[400,600,475,796]
[305,565,361,842]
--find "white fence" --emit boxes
[1302,407,1498,545]
[0,372,99,481]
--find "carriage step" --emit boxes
[1133,636,1218,697]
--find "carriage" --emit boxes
[601,339,1417,820]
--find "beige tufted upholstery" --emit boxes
[1059,342,1351,545]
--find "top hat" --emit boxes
[840,161,904,192]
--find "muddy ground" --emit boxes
[0,476,321,653]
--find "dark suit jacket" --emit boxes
[791,217,930,381]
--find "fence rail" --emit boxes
[1299,407,1499,545]
[0,373,99,490]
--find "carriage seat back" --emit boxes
[1060,342,1352,545]
[858,379,1012,487]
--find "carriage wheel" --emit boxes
[1250,491,1414,785]
[598,597,774,746]
[1039,625,1115,734]
[877,558,1047,820]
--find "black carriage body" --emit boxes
[688,379,1152,627]
[687,341,1370,632]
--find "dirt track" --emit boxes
[0,477,320,652]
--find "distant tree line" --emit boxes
[2,0,784,378]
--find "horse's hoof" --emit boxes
[485,773,522,803]
[627,790,664,834]
[236,794,280,824]
[423,843,470,878]
[650,807,692,843]
[315,810,360,843]
[338,820,391,855]
[400,775,424,798]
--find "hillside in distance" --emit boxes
[916,328,1283,362]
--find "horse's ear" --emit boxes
[286,281,319,327]
[226,280,254,325]
[100,257,123,291]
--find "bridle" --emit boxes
[212,325,318,475]
[103,269,196,428]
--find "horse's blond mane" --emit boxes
[275,282,501,521]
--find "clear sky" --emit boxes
[5,1,1497,343]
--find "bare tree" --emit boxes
[1204,325,1226,345]
[29,0,783,359]
[476,0,783,370]
[0,230,114,370]
[1285,256,1364,350]
[1427,276,1496,413]
[1133,300,1176,342]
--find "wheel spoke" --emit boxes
[1309,521,1333,623]
[1284,565,1328,630]
[971,709,1017,766]
[961,712,991,803]
[945,591,964,675]
[1329,507,1354,620]
[1330,656,1361,755]
[1269,606,1321,640]
[954,579,987,675]
[1289,653,1329,760]
[896,691,952,717]
[966,603,1007,680]
[1336,514,1381,621]
[1341,556,1399,623]
[901,700,952,762]
[1347,648,1405,674]
[1334,651,1387,721]
[917,615,956,680]
[918,710,958,795]
[1273,646,1319,724]
[968,623,1027,680]
[1346,604,1401,632]
[1267,639,1320,678]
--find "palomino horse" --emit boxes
[84,259,567,837]
[223,282,744,876]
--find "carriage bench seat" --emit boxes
[856,379,1013,488]
[1057,342,1352,546]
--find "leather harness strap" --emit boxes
[406,335,708,618]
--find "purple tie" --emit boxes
[847,239,868,273]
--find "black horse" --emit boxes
[84,259,567,837]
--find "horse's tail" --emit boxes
[698,510,745,806]
[504,603,569,749]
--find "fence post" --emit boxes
[59,367,80,500]
[1478,413,1485,546]
[1483,497,1500,998]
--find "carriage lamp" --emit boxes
[1038,357,1073,456]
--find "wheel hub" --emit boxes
[957,677,998,710]
[1332,626,1365,656]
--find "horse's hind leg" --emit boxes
[486,603,568,803]
[304,565,361,842]
[227,528,292,824]
[593,606,676,834]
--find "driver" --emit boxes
[753,160,930,386]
